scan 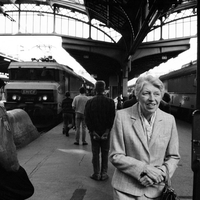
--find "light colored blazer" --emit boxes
[109,103,180,198]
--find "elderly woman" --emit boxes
[109,75,180,200]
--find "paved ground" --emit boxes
[172,120,193,200]
[17,119,194,200]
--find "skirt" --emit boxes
[113,189,161,200]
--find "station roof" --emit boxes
[0,0,197,83]
[62,0,197,82]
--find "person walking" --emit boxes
[85,80,115,181]
[61,91,74,136]
[109,75,180,200]
[72,87,88,145]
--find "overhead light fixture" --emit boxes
[99,23,106,27]
[4,58,11,62]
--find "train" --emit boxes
[4,60,94,126]
[159,60,197,122]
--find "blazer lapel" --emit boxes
[130,104,150,154]
[148,109,164,149]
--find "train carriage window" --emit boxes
[54,69,59,81]
[30,69,37,80]
[10,68,29,80]
[41,69,55,81]
[9,68,57,81]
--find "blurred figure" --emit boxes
[0,78,5,89]
[72,87,88,145]
[109,75,180,200]
[116,96,123,110]
[85,80,115,181]
[159,92,171,113]
[122,90,137,109]
[61,91,74,136]
[0,78,5,101]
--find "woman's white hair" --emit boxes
[134,74,165,99]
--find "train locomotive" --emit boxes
[4,60,94,126]
[159,60,197,122]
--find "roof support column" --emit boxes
[18,4,21,33]
[88,19,91,39]
[53,6,56,33]
[160,17,163,40]
[109,75,118,99]
[122,58,131,99]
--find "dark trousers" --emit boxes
[63,113,74,133]
[90,136,110,176]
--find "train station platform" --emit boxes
[17,119,193,200]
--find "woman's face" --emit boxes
[138,83,162,119]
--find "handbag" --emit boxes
[0,165,34,200]
[161,164,180,200]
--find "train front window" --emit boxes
[9,68,57,81]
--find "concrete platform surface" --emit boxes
[17,119,193,200]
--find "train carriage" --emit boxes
[4,61,94,126]
[160,60,197,121]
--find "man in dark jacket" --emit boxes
[85,80,115,181]
[61,91,74,136]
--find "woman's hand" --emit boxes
[140,165,165,185]
[139,175,154,187]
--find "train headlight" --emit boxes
[38,95,48,101]
[12,95,21,101]
[12,95,17,100]
[42,95,48,101]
